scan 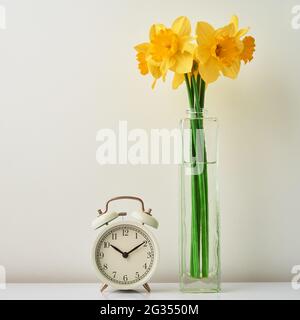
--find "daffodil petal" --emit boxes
[160,57,175,77]
[134,42,149,53]
[230,15,239,33]
[171,16,191,37]
[151,78,157,89]
[148,62,161,79]
[221,59,241,79]
[215,22,235,38]
[172,52,193,74]
[196,22,215,44]
[160,59,169,76]
[236,27,249,38]
[199,57,220,84]
[172,73,185,89]
[197,45,212,65]
[182,42,195,54]
[149,23,165,41]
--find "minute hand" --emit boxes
[110,244,125,255]
[127,241,146,255]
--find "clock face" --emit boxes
[93,222,158,288]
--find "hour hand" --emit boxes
[111,244,124,255]
[110,244,129,258]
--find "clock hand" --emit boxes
[111,244,124,255]
[127,241,146,255]
[110,244,129,258]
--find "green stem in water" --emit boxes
[184,74,209,279]
[199,77,209,277]
[192,74,208,276]
[185,74,200,277]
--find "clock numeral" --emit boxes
[112,271,117,279]
[123,275,128,281]
[104,241,110,248]
[122,228,129,236]
[135,272,140,279]
[143,263,147,270]
[135,232,138,239]
[99,252,104,259]
[112,233,117,240]
[103,263,108,270]
[147,252,152,259]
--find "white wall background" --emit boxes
[0,0,300,283]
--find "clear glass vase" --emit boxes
[179,109,220,293]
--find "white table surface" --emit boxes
[0,283,299,300]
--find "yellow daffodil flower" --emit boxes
[135,15,255,88]
[135,16,194,88]
[149,16,194,78]
[196,15,255,83]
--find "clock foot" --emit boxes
[143,283,151,293]
[100,284,108,292]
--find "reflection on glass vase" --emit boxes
[180,109,220,293]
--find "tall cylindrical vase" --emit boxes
[180,109,220,293]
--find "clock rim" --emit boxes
[91,220,159,290]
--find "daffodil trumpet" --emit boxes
[135,15,255,280]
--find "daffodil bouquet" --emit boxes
[135,16,255,285]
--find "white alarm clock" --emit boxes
[92,196,159,293]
